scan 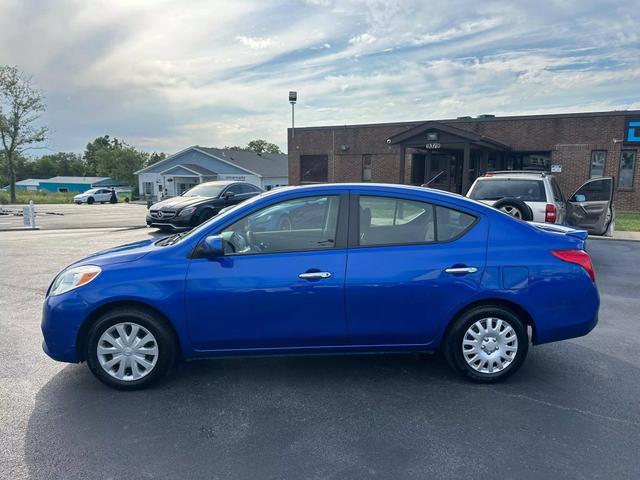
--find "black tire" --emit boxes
[443,305,529,383]
[85,307,178,390]
[195,208,216,226]
[492,198,533,221]
[87,196,95,205]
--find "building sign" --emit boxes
[220,175,247,181]
[551,164,562,173]
[425,142,441,149]
[625,117,640,143]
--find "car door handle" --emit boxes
[298,271,332,279]
[444,266,478,274]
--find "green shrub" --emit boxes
[0,190,76,205]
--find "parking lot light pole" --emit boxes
[289,91,297,139]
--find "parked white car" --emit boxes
[74,188,116,205]
[466,171,615,235]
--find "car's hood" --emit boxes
[74,193,88,198]
[72,238,157,267]
[151,196,211,210]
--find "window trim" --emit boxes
[589,150,607,179]
[347,193,479,249]
[200,193,349,257]
[617,149,637,191]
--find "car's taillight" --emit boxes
[545,203,557,223]
[551,249,596,282]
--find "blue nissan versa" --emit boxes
[42,184,599,389]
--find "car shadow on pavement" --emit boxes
[23,345,640,480]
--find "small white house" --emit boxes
[135,146,288,200]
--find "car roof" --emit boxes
[262,183,491,213]
[475,174,547,181]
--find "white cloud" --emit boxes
[236,36,281,50]
[0,0,638,154]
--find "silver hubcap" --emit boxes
[97,322,159,381]
[499,205,522,218]
[462,317,518,374]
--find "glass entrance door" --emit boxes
[428,152,462,193]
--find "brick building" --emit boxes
[288,110,640,211]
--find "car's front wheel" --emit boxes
[85,307,178,390]
[87,196,95,205]
[444,305,528,382]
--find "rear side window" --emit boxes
[469,179,546,202]
[550,178,564,202]
[358,196,475,246]
[436,206,476,241]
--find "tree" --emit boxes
[83,136,149,193]
[0,66,48,203]
[225,139,283,154]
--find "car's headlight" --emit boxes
[178,206,196,217]
[50,265,102,296]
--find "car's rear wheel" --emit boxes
[85,307,177,390]
[87,197,95,205]
[444,305,528,382]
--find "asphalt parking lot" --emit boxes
[0,203,148,230]
[1,227,639,479]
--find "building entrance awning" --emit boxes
[386,121,511,193]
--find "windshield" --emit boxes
[83,188,99,194]
[182,184,226,198]
[469,179,546,202]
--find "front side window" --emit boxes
[468,179,546,202]
[358,196,476,246]
[618,150,636,190]
[220,195,340,255]
[571,178,613,202]
[300,155,328,183]
[590,151,607,178]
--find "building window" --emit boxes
[58,187,68,193]
[362,154,372,181]
[143,182,154,195]
[590,150,607,178]
[300,155,328,183]
[618,150,636,190]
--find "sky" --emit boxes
[1,0,639,155]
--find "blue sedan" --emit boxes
[42,184,599,389]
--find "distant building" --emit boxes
[38,176,123,193]
[135,146,288,199]
[5,178,46,191]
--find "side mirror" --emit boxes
[223,191,236,199]
[199,235,225,257]
[573,194,586,202]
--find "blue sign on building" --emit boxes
[625,117,640,143]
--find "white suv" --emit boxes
[467,171,565,223]
[466,171,615,235]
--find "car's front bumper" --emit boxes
[41,291,90,363]
[146,213,194,230]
